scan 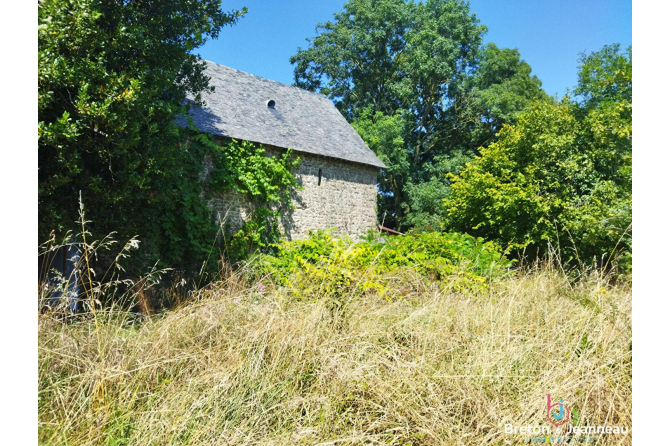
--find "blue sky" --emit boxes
[199,0,632,98]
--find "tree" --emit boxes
[402,43,549,230]
[445,45,632,269]
[464,43,549,148]
[574,44,632,110]
[39,0,297,275]
[351,109,409,227]
[291,0,414,120]
[291,0,545,229]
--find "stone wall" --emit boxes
[288,152,379,239]
[207,146,380,240]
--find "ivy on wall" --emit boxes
[38,0,296,279]
[188,129,301,265]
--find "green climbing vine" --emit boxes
[188,127,301,264]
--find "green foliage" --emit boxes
[445,102,578,249]
[403,178,451,230]
[180,134,301,265]
[38,0,243,272]
[292,0,546,229]
[351,109,410,224]
[466,43,550,146]
[574,44,632,110]
[445,45,632,270]
[259,230,514,300]
[38,0,299,276]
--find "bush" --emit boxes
[444,45,631,271]
[258,230,514,300]
[38,0,246,276]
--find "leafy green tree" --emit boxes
[575,44,632,110]
[465,43,549,147]
[445,45,632,269]
[351,109,409,227]
[291,0,545,229]
[39,0,298,276]
[402,43,548,230]
[291,0,414,119]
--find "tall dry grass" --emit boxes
[38,264,631,445]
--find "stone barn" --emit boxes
[188,61,386,240]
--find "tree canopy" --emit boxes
[291,0,547,229]
[39,0,298,275]
[445,44,632,269]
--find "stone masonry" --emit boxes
[189,61,386,239]
[207,148,379,240]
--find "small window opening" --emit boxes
[318,168,322,186]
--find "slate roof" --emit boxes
[185,60,386,169]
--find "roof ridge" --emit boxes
[203,59,328,100]
[187,61,386,169]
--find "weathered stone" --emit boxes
[207,147,379,240]
[185,61,385,240]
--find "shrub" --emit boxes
[444,45,632,271]
[258,230,514,301]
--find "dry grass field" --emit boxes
[38,265,631,445]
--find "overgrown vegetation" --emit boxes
[187,134,300,266]
[260,230,514,302]
[38,2,633,442]
[39,254,632,445]
[39,0,631,278]
[445,45,632,269]
[38,0,300,276]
